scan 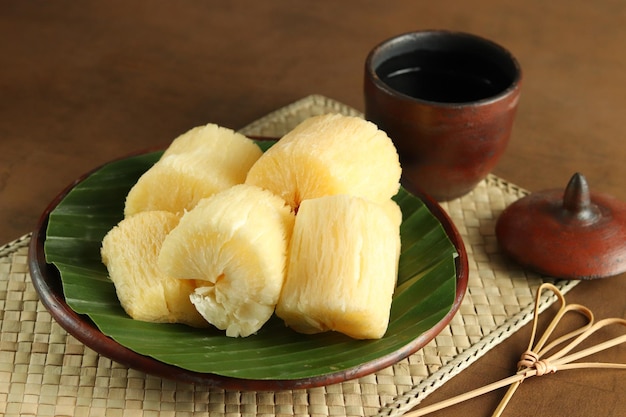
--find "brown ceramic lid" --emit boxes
[495,173,626,279]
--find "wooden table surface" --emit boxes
[1,1,624,416]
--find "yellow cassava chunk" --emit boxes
[101,210,207,327]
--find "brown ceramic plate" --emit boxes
[28,146,468,390]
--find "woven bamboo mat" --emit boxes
[0,95,578,417]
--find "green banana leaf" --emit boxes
[44,144,458,380]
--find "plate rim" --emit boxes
[27,148,469,391]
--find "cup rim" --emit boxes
[365,29,523,107]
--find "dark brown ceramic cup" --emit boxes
[364,30,522,201]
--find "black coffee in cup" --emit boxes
[369,31,519,105]
[376,49,512,103]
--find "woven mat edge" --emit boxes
[0,233,30,257]
[376,278,578,416]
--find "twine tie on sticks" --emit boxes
[518,350,556,376]
[403,282,626,417]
